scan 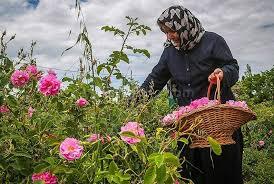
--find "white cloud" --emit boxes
[0,0,273,83]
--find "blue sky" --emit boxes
[0,0,274,85]
[26,0,39,8]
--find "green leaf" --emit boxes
[53,166,74,174]
[101,25,110,31]
[62,77,74,82]
[165,175,174,184]
[105,154,113,159]
[155,154,164,168]
[13,152,32,159]
[109,161,118,175]
[178,137,189,145]
[0,92,4,105]
[133,48,150,58]
[114,72,123,80]
[207,136,222,155]
[6,95,17,107]
[57,101,63,111]
[93,77,103,88]
[33,163,49,173]
[141,29,146,35]
[125,45,133,50]
[44,157,56,166]
[115,171,131,181]
[86,73,91,79]
[97,64,105,75]
[144,166,156,184]
[120,52,129,63]
[51,97,58,103]
[0,163,4,170]
[131,144,146,163]
[0,74,9,88]
[163,152,180,167]
[156,165,166,184]
[34,181,44,184]
[105,65,111,73]
[120,131,136,138]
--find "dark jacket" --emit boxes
[141,31,239,106]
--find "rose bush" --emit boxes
[0,16,190,183]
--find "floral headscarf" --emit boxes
[158,5,205,50]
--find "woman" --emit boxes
[140,5,243,184]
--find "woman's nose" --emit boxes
[166,32,174,40]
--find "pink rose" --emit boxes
[26,65,42,80]
[87,134,111,144]
[47,69,57,76]
[267,129,272,136]
[59,138,83,161]
[174,179,180,184]
[10,70,30,87]
[28,106,35,118]
[87,134,101,142]
[226,100,248,109]
[162,113,176,126]
[32,171,58,184]
[190,97,210,109]
[0,105,9,113]
[39,72,61,96]
[258,140,265,147]
[170,131,178,139]
[120,122,145,144]
[106,135,112,143]
[76,98,89,107]
[26,65,38,76]
[162,97,220,121]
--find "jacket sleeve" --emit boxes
[212,35,239,87]
[140,48,171,96]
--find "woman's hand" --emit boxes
[208,68,224,84]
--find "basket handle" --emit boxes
[207,74,221,103]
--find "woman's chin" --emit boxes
[171,41,180,47]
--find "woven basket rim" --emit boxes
[177,103,257,121]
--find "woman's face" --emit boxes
[161,24,180,47]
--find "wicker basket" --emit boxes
[177,76,257,148]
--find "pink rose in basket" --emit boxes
[162,113,176,126]
[177,106,193,117]
[189,97,210,109]
[226,100,248,109]
[162,97,219,125]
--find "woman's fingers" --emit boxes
[208,68,224,84]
